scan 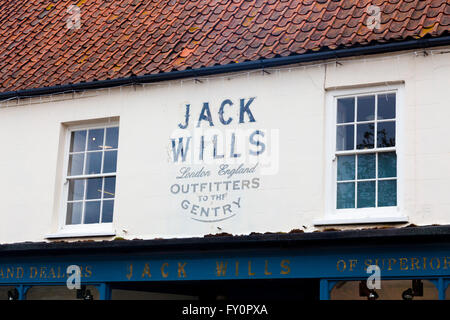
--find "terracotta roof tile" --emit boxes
[0,0,449,92]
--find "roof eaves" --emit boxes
[1,34,450,101]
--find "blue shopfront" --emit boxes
[1,225,450,300]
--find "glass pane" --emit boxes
[378,152,397,178]
[86,178,103,200]
[105,127,119,149]
[85,152,102,174]
[0,287,19,301]
[87,128,105,151]
[337,182,355,209]
[337,155,355,181]
[85,201,101,224]
[103,150,117,173]
[26,285,100,300]
[377,121,395,148]
[70,130,87,152]
[358,154,376,179]
[337,97,355,123]
[356,123,374,149]
[331,279,438,300]
[357,181,375,208]
[102,200,114,223]
[378,180,397,207]
[357,95,375,121]
[68,179,85,201]
[377,93,396,120]
[68,154,84,176]
[104,177,116,199]
[336,125,354,151]
[66,202,82,225]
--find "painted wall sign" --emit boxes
[169,97,277,223]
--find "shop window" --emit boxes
[25,285,99,300]
[111,288,198,300]
[445,284,450,300]
[330,280,438,300]
[0,286,18,300]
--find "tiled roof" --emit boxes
[0,0,449,93]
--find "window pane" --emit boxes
[86,178,102,200]
[337,97,355,123]
[68,154,84,176]
[337,182,355,209]
[85,201,101,224]
[103,150,117,173]
[68,179,85,201]
[105,127,119,149]
[356,123,374,149]
[66,202,82,225]
[70,130,87,152]
[87,129,105,151]
[377,121,395,148]
[357,154,376,179]
[337,155,355,181]
[336,125,354,151]
[357,181,375,208]
[357,95,375,121]
[378,152,397,178]
[377,93,396,120]
[104,177,116,199]
[378,180,397,207]
[102,200,114,223]
[85,151,102,174]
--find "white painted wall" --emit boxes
[0,47,449,244]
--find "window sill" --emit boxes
[313,215,409,226]
[45,226,116,239]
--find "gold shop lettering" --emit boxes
[0,265,92,280]
[126,262,189,279]
[336,256,450,272]
[215,259,291,277]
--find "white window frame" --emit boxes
[315,84,408,226]
[47,122,119,238]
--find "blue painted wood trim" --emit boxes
[97,283,111,300]
[438,278,445,300]
[320,279,329,300]
[1,243,450,285]
[17,285,30,300]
